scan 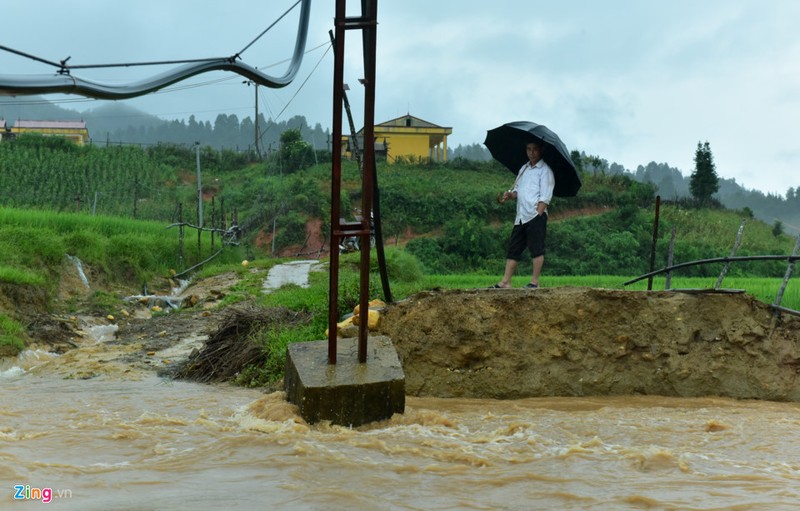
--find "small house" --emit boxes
[11,119,90,146]
[343,114,452,164]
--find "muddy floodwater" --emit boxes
[4,262,800,510]
[3,365,800,510]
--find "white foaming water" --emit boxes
[0,365,24,378]
[83,323,119,344]
[170,278,191,296]
[0,349,59,378]
[66,254,90,289]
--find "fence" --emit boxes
[625,207,800,318]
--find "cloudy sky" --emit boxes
[1,0,798,196]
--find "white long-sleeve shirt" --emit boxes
[512,159,555,225]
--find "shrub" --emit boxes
[0,314,26,355]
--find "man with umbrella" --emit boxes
[484,121,581,289]
[491,139,554,289]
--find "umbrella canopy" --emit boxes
[484,121,581,197]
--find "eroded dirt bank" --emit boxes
[376,287,800,400]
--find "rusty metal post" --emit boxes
[328,0,379,365]
[328,0,347,365]
[357,0,378,363]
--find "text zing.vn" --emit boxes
[13,485,72,503]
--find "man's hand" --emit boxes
[501,190,516,203]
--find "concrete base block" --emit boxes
[284,335,405,427]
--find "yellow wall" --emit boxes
[377,126,449,164]
[11,127,90,146]
[382,133,429,162]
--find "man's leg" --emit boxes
[531,255,544,287]
[527,215,547,287]
[498,258,518,288]
[497,223,525,288]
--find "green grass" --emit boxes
[0,205,244,292]
[0,266,47,286]
[0,205,245,353]
[659,207,787,250]
[0,314,26,355]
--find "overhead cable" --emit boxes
[0,0,311,98]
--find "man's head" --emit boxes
[526,141,544,165]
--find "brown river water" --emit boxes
[3,350,800,511]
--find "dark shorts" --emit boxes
[506,214,547,261]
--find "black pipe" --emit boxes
[624,255,800,286]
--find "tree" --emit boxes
[689,141,719,204]
[772,220,784,237]
[278,128,315,173]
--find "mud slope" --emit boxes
[377,287,800,400]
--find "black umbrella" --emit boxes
[484,121,581,197]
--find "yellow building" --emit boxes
[10,119,90,146]
[343,114,452,164]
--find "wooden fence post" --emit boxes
[774,235,800,313]
[647,196,661,291]
[715,219,746,289]
[665,226,676,290]
[178,202,184,269]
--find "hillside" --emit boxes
[2,96,796,233]
[0,137,795,280]
[0,132,797,410]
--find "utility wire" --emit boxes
[150,40,330,95]
[0,40,330,108]
[0,0,303,73]
[255,40,330,148]
[0,44,64,69]
[66,57,231,71]
[235,0,302,58]
[271,42,331,123]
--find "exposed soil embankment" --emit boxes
[11,261,800,402]
[377,288,800,400]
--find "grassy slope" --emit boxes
[0,206,245,354]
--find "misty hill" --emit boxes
[0,96,330,154]
[0,96,163,138]
[0,95,88,123]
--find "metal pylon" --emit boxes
[327,0,378,364]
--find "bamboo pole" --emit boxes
[774,235,800,310]
[715,219,746,289]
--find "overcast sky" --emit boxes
[1,0,798,196]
